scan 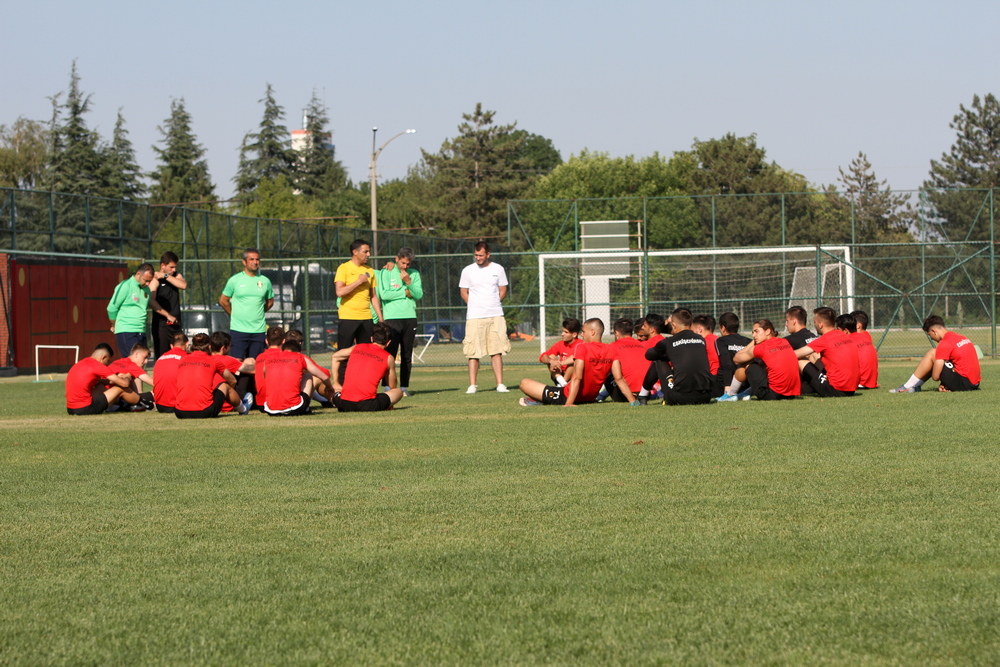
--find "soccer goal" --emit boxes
[537,245,854,353]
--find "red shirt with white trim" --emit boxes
[808,329,860,392]
[342,344,391,402]
[753,337,801,397]
[263,351,308,411]
[935,331,981,385]
[175,351,231,412]
[153,346,188,408]
[852,330,879,388]
[65,357,116,409]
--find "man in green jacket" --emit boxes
[108,263,175,358]
[376,247,423,395]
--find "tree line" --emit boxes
[2,62,998,250]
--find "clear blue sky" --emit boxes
[2,0,996,200]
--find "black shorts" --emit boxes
[155,404,175,414]
[332,392,392,412]
[801,361,855,398]
[67,392,110,415]
[265,392,312,416]
[175,388,227,419]
[540,385,569,405]
[663,388,714,406]
[940,363,980,392]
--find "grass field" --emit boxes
[2,361,999,664]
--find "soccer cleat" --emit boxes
[519,396,541,406]
[466,385,477,394]
[736,389,753,401]
[716,393,738,402]
[496,384,510,393]
[889,385,920,393]
[239,392,254,414]
[637,397,648,406]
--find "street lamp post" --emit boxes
[369,127,416,256]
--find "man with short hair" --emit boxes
[604,317,647,404]
[850,310,879,389]
[330,322,404,412]
[174,333,249,419]
[794,307,860,398]
[732,319,801,400]
[890,315,981,393]
[539,317,582,386]
[107,343,156,410]
[645,308,715,406]
[336,239,383,362]
[209,330,254,413]
[65,343,138,415]
[253,325,288,412]
[262,339,330,416]
[715,312,752,398]
[219,248,274,360]
[377,247,422,396]
[784,305,817,350]
[153,331,188,413]
[459,242,511,393]
[518,318,614,407]
[691,315,721,392]
[149,251,187,360]
[108,263,175,359]
[637,313,669,402]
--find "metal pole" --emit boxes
[370,127,378,255]
[303,258,312,357]
[991,188,996,357]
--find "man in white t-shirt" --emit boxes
[458,242,511,394]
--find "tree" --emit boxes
[512,131,562,174]
[294,92,347,198]
[234,84,295,201]
[0,117,48,189]
[240,175,322,221]
[44,61,105,196]
[149,98,215,207]
[99,110,146,201]
[924,93,1000,241]
[838,152,913,243]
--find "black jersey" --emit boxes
[645,330,713,392]
[153,277,181,322]
[715,333,752,383]
[784,328,817,351]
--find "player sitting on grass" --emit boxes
[644,308,715,406]
[210,331,255,414]
[330,322,404,412]
[152,332,188,413]
[731,319,801,400]
[633,320,649,342]
[691,314,721,395]
[784,305,817,349]
[538,317,582,387]
[174,334,250,419]
[794,307,860,398]
[285,329,335,407]
[518,318,614,407]
[106,342,156,411]
[890,314,981,393]
[65,343,141,415]
[261,339,330,416]
[601,317,646,404]
[252,326,287,412]
[637,313,669,403]
[714,312,753,400]
[851,310,879,389]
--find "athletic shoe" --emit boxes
[130,404,147,412]
[240,392,254,414]
[496,384,510,393]
[716,393,738,402]
[401,388,411,397]
[317,400,334,409]
[889,385,920,393]
[466,385,477,394]
[519,396,541,406]
[736,389,753,401]
[637,397,648,406]
[138,397,155,411]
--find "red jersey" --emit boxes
[175,351,231,412]
[643,333,665,349]
[573,341,616,403]
[753,337,801,397]
[65,357,115,409]
[153,346,188,408]
[935,331,981,385]
[108,357,145,379]
[609,336,649,392]
[808,329,860,392]
[254,347,283,408]
[342,344,391,402]
[852,330,879,388]
[263,351,308,411]
[212,355,243,412]
[539,338,581,370]
[703,333,720,375]
[304,355,330,378]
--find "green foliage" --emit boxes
[0,117,48,189]
[924,93,1000,241]
[99,111,146,201]
[43,62,105,197]
[294,92,347,198]
[239,175,322,221]
[235,84,296,201]
[148,98,215,207]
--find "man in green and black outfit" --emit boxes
[376,247,423,395]
[108,263,175,358]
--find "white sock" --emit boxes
[555,375,567,387]
[638,388,650,397]
[905,374,925,389]
[237,402,248,415]
[728,376,743,395]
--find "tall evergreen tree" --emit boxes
[923,93,1000,241]
[294,92,347,197]
[838,152,912,243]
[234,84,295,201]
[44,61,105,196]
[99,110,146,201]
[149,98,215,207]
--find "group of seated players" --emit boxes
[518,305,981,407]
[64,322,405,417]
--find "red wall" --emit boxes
[10,258,127,372]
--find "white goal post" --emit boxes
[35,344,80,382]
[537,245,854,353]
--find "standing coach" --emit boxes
[219,248,274,360]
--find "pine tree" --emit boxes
[99,110,146,201]
[294,92,346,198]
[924,93,1000,241]
[234,84,295,201]
[44,61,105,196]
[838,152,912,243]
[149,98,215,207]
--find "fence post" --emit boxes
[991,188,996,357]
[48,191,55,252]
[8,190,15,250]
[303,258,312,357]
[118,200,124,257]
[815,245,822,308]
[84,195,91,255]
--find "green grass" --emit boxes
[2,362,1000,664]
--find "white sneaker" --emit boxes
[496,384,509,393]
[466,385,477,394]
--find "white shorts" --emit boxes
[463,316,511,359]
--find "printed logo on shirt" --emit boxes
[956,338,971,348]
[672,338,705,347]
[257,281,263,290]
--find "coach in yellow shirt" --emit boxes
[335,239,384,380]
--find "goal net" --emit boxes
[537,245,853,352]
